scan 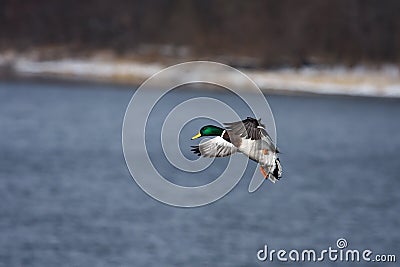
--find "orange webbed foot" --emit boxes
[259,166,269,179]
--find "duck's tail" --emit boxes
[268,158,282,183]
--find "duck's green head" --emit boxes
[191,125,224,139]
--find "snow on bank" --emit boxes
[249,66,400,98]
[1,52,400,98]
[13,58,164,82]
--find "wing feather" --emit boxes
[191,136,237,158]
[224,117,266,140]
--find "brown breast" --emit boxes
[224,130,242,148]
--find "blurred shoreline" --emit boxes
[1,49,400,98]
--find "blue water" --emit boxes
[0,80,399,266]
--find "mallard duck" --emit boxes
[191,117,282,182]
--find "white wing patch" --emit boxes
[194,137,237,158]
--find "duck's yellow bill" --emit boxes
[191,132,201,140]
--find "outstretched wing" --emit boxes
[224,117,267,140]
[191,136,237,158]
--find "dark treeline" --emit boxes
[1,0,399,67]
